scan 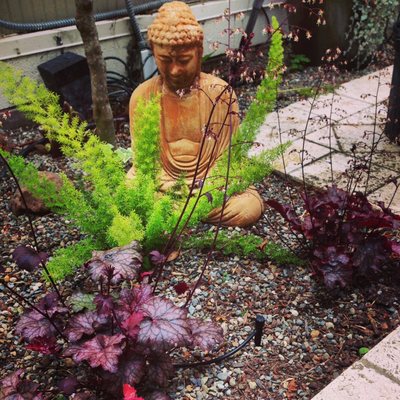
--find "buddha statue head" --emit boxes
[147,1,204,92]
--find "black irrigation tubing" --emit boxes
[175,315,265,369]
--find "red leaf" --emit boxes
[121,312,144,339]
[138,297,190,351]
[65,311,109,342]
[87,242,142,284]
[57,376,79,395]
[26,336,60,354]
[173,281,189,295]
[65,334,125,373]
[188,319,224,351]
[123,384,144,400]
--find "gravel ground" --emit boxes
[1,42,399,399]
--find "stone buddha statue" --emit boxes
[128,1,264,227]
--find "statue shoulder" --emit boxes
[129,77,162,110]
[199,72,237,99]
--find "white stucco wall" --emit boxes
[0,0,286,109]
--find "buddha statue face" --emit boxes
[147,1,204,92]
[152,44,202,92]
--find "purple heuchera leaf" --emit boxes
[87,242,142,284]
[16,309,59,342]
[57,376,79,395]
[26,335,60,355]
[65,311,109,342]
[146,353,174,387]
[0,369,24,397]
[94,294,115,316]
[353,236,390,276]
[149,250,166,266]
[121,312,144,339]
[121,354,146,386]
[187,319,223,351]
[37,292,68,317]
[265,200,302,231]
[65,334,125,373]
[0,369,42,399]
[12,246,48,272]
[138,297,190,351]
[117,284,152,321]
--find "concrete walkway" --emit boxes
[251,65,400,213]
[253,66,400,399]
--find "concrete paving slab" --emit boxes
[295,94,372,122]
[289,152,398,194]
[368,183,400,214]
[312,358,400,400]
[334,66,393,105]
[362,327,400,382]
[271,138,333,174]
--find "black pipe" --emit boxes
[0,1,167,33]
[174,315,265,370]
[385,13,400,143]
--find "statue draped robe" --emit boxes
[128,72,264,227]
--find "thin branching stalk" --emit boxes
[0,152,65,306]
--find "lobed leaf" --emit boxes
[65,311,109,342]
[65,334,125,373]
[87,242,142,284]
[188,319,224,351]
[138,297,190,351]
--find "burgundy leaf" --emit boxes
[391,241,400,255]
[173,281,189,295]
[65,334,125,373]
[121,354,146,386]
[121,312,144,339]
[123,384,144,400]
[318,263,353,289]
[26,335,60,354]
[87,242,142,284]
[265,200,302,231]
[37,292,68,317]
[94,294,115,316]
[146,353,174,387]
[149,250,166,266]
[188,319,224,351]
[0,369,23,397]
[12,246,48,272]
[16,309,58,342]
[353,236,390,276]
[65,311,109,342]
[58,376,79,395]
[138,297,189,351]
[117,284,153,321]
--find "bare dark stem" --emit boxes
[0,152,65,306]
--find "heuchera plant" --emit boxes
[0,242,223,399]
[267,185,400,288]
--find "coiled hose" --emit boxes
[0,0,168,33]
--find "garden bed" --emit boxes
[0,41,398,399]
